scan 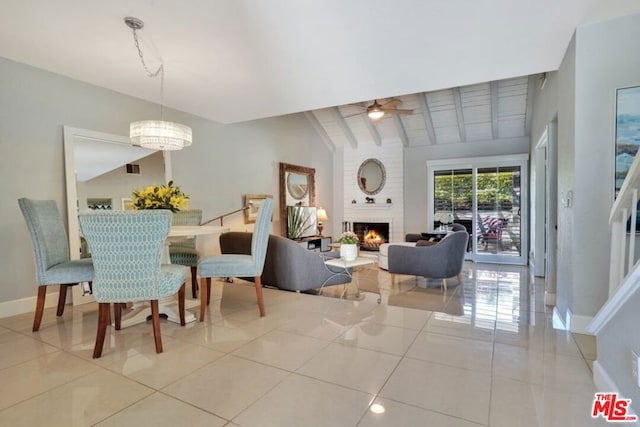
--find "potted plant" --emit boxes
[287,206,313,239]
[337,231,359,260]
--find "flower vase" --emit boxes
[340,244,358,261]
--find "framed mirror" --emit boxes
[63,126,170,305]
[279,162,315,236]
[357,158,386,195]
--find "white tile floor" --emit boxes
[0,261,605,426]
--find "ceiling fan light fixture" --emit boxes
[368,108,385,120]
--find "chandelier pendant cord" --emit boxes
[130,27,165,120]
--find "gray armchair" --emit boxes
[388,230,469,292]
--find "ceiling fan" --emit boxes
[345,99,413,121]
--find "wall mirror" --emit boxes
[279,162,315,236]
[63,126,170,305]
[357,158,386,195]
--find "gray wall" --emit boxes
[0,57,333,305]
[403,139,530,234]
[576,12,640,409]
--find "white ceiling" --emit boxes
[1,1,639,124]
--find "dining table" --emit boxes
[120,224,229,328]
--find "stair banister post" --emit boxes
[629,189,638,274]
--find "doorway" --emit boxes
[427,154,529,265]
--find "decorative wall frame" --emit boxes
[279,162,315,235]
[243,194,272,224]
[615,85,640,196]
[121,198,134,211]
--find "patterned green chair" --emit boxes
[198,198,273,321]
[18,198,94,332]
[79,210,187,358]
[169,209,203,298]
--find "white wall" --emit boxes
[342,138,404,242]
[0,57,333,308]
[404,139,530,234]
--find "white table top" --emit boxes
[168,225,228,238]
[324,256,376,268]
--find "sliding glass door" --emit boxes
[428,155,528,264]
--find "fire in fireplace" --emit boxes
[352,222,389,251]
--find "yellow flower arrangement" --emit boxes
[132,181,189,212]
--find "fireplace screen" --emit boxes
[352,222,389,251]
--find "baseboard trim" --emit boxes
[544,291,556,306]
[570,313,595,335]
[552,306,567,330]
[593,360,618,392]
[0,291,59,319]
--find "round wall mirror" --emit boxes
[357,158,386,195]
[286,172,309,200]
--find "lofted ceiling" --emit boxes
[310,76,533,149]
[1,1,639,124]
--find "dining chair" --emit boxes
[169,209,202,298]
[79,210,187,358]
[18,198,94,332]
[198,197,273,321]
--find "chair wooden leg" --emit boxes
[178,283,186,326]
[457,274,462,285]
[199,277,208,322]
[190,266,198,299]
[93,303,110,359]
[33,285,47,332]
[441,278,448,293]
[56,284,68,316]
[254,276,265,317]
[391,274,396,286]
[114,303,122,331]
[206,277,212,305]
[150,300,163,354]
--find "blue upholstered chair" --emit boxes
[79,210,187,358]
[169,209,203,298]
[18,198,94,332]
[198,197,273,321]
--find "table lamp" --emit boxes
[317,207,329,236]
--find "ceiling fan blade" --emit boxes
[347,103,366,109]
[383,108,413,115]
[381,99,402,108]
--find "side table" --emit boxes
[321,256,381,303]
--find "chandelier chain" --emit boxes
[130,27,164,119]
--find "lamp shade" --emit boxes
[130,120,192,151]
[367,108,385,120]
[317,207,329,222]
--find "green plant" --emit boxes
[287,206,313,239]
[337,231,359,244]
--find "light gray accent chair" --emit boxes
[169,209,203,298]
[219,233,352,293]
[18,198,94,331]
[79,210,187,358]
[198,198,273,321]
[388,230,469,292]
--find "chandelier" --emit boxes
[125,17,192,151]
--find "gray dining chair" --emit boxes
[18,198,94,331]
[198,198,273,321]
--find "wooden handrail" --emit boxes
[201,206,249,226]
